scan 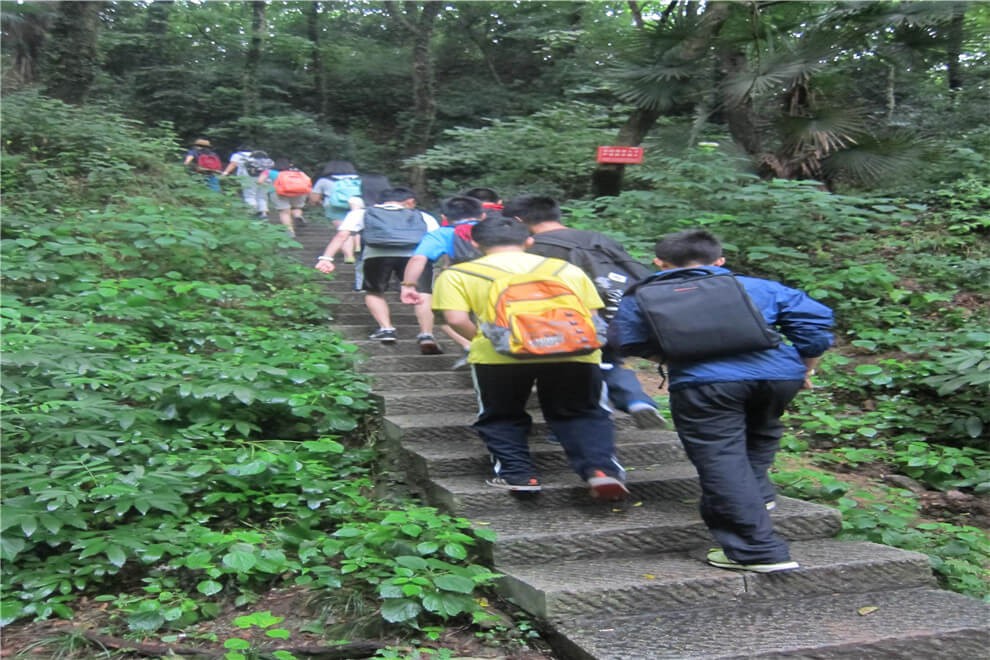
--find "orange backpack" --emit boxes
[450,258,604,359]
[273,169,312,197]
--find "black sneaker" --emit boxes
[368,328,397,343]
[417,333,443,355]
[706,548,798,573]
[485,476,541,492]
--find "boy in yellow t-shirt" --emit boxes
[432,217,627,500]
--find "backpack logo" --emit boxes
[274,170,312,197]
[630,270,781,363]
[328,176,362,209]
[451,259,604,359]
[194,152,222,173]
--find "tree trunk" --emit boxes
[307,2,329,118]
[386,1,441,196]
[243,0,266,120]
[719,48,763,158]
[592,1,730,197]
[41,1,104,104]
[946,2,966,91]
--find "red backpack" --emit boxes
[274,170,313,197]
[194,151,223,173]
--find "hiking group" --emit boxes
[186,138,835,574]
[313,184,834,575]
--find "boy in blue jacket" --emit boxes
[609,229,833,573]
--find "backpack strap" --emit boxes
[530,258,568,278]
[447,261,510,281]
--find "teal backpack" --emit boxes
[328,176,362,209]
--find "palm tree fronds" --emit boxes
[822,129,930,184]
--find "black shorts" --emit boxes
[362,256,434,294]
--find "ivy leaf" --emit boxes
[197,580,223,596]
[222,547,257,572]
[380,598,422,623]
[105,545,127,568]
[394,555,427,570]
[127,610,165,632]
[433,574,475,594]
[226,460,268,477]
[443,543,467,560]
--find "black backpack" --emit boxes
[628,269,781,363]
[362,207,428,249]
[534,232,651,322]
[245,151,274,177]
[451,227,481,264]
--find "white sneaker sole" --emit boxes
[588,475,630,501]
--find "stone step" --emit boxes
[466,497,842,566]
[361,354,467,373]
[383,411,643,443]
[332,312,421,325]
[549,586,990,659]
[380,388,490,414]
[367,370,474,390]
[329,301,422,316]
[400,432,685,480]
[496,539,935,621]
[428,463,702,514]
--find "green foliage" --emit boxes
[313,507,499,634]
[221,611,297,660]
[774,467,990,598]
[0,93,499,638]
[407,101,624,200]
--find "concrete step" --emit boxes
[380,388,490,415]
[328,301,421,316]
[332,312,421,325]
[400,432,685,480]
[428,463,702,514]
[367,370,474,390]
[466,497,842,566]
[549,586,990,659]
[497,539,935,621]
[361,353,466,373]
[383,411,643,443]
[349,338,461,356]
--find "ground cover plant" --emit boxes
[0,93,533,658]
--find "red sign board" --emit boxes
[596,146,644,164]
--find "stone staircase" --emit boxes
[291,220,990,659]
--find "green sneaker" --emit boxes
[706,548,799,573]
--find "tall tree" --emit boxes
[384,1,442,193]
[946,2,967,91]
[307,1,329,118]
[243,0,266,120]
[0,3,54,86]
[593,1,731,196]
[41,1,105,104]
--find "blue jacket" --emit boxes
[609,266,834,391]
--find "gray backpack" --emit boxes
[362,207,428,248]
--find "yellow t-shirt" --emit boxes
[432,251,604,365]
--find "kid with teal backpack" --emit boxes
[311,160,363,262]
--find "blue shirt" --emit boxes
[412,220,478,262]
[609,266,834,391]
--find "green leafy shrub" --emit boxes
[0,93,498,636]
